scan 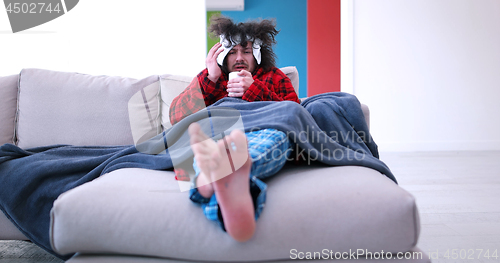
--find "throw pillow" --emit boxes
[159,74,194,130]
[127,81,162,145]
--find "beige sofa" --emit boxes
[0,68,429,262]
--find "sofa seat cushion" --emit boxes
[0,211,27,240]
[16,69,160,148]
[51,164,420,262]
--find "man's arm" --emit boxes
[169,76,205,126]
[169,69,229,126]
[170,42,231,125]
[242,68,300,103]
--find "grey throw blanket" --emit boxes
[0,92,395,260]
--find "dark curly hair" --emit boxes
[208,15,279,74]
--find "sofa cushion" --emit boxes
[51,165,420,261]
[0,211,28,240]
[159,67,300,130]
[0,74,18,145]
[16,69,159,148]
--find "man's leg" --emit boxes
[188,123,256,242]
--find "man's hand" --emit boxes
[227,70,254,97]
[206,43,224,83]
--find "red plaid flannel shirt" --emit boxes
[169,67,300,125]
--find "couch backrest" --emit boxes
[15,69,159,148]
[3,67,300,148]
[0,74,18,145]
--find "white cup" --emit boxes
[229,71,240,80]
[228,71,240,96]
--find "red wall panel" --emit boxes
[307,0,341,96]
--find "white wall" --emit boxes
[0,0,206,78]
[353,0,500,152]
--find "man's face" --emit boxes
[225,41,257,73]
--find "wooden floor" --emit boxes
[1,151,499,262]
[380,151,500,263]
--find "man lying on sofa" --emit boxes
[170,14,300,241]
[168,16,392,243]
[169,15,300,242]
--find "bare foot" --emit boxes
[189,123,255,242]
[212,129,255,242]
